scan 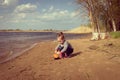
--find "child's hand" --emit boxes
[55,50,57,53]
[57,51,61,54]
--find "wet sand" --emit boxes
[0,38,120,80]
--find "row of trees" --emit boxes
[77,0,120,32]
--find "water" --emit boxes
[0,32,90,63]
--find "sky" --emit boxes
[0,0,89,30]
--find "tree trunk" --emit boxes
[96,17,101,33]
[89,10,95,32]
[111,18,117,32]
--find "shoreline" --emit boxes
[0,43,38,64]
[0,33,92,64]
[0,32,91,64]
[0,39,58,64]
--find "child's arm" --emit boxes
[60,41,68,53]
[55,44,60,52]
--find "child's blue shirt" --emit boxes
[55,40,73,53]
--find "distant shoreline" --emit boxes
[0,30,59,33]
[0,26,92,33]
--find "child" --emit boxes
[55,32,73,59]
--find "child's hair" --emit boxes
[57,32,63,37]
[57,32,65,40]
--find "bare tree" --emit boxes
[76,0,120,32]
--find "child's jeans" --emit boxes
[60,48,73,58]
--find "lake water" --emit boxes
[0,32,90,63]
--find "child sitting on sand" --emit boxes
[54,32,73,59]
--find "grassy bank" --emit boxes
[110,31,120,38]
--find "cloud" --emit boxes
[42,9,46,13]
[0,0,18,15]
[0,4,88,30]
[48,6,54,12]
[71,10,80,17]
[14,3,37,13]
[0,0,18,7]
[0,16,3,19]
[5,3,38,24]
[14,13,26,19]
[39,6,78,21]
[8,5,81,27]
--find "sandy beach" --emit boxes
[0,38,120,80]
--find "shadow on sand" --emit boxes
[70,51,82,58]
[54,51,82,60]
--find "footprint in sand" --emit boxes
[8,65,15,70]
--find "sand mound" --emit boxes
[67,26,92,33]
